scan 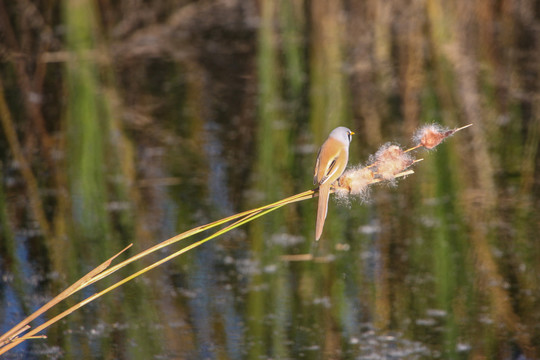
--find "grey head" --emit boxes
[329,126,355,145]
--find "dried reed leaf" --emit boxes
[0,244,131,351]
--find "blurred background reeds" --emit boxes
[0,0,539,358]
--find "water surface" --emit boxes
[1,1,539,359]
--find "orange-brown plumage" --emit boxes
[314,127,354,241]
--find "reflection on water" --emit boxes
[1,0,540,359]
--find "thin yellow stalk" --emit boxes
[1,190,313,353]
[455,123,473,132]
[404,144,423,153]
[0,245,131,347]
[0,326,30,347]
[85,189,314,286]
[0,204,286,354]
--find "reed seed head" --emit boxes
[413,124,456,149]
[373,144,414,180]
[337,166,372,199]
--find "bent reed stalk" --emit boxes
[0,123,471,355]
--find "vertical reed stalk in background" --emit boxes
[0,163,33,329]
[309,0,349,140]
[0,79,52,239]
[0,0,55,162]
[397,1,425,135]
[432,148,463,357]
[61,0,112,355]
[373,201,390,330]
[453,6,496,205]
[425,0,459,116]
[512,36,540,336]
[347,0,383,147]
[0,164,16,272]
[370,0,394,141]
[279,0,306,103]
[249,0,275,355]
[63,0,110,258]
[100,82,137,243]
[249,0,292,357]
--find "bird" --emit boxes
[313,126,355,241]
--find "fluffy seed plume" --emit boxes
[337,166,373,198]
[413,123,472,149]
[372,144,414,180]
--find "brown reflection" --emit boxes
[466,203,536,357]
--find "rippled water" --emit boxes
[1,0,540,359]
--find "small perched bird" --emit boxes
[313,126,355,241]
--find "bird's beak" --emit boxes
[350,131,355,135]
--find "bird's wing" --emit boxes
[315,137,347,185]
[318,145,347,186]
[318,158,338,185]
[313,147,321,185]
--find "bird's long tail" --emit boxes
[315,184,330,241]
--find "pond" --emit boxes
[1,0,539,359]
